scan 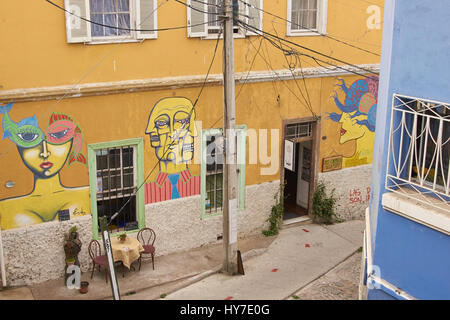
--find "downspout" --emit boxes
[0,217,6,288]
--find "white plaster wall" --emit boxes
[318,164,372,221]
[145,180,280,256]
[1,181,280,286]
[1,215,93,287]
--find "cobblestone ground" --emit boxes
[288,251,362,300]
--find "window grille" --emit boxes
[205,134,224,214]
[96,145,137,233]
[90,0,131,38]
[285,122,313,140]
[386,94,450,209]
[290,0,318,31]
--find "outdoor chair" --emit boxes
[88,239,108,283]
[137,228,156,270]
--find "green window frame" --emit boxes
[201,125,246,219]
[88,138,145,240]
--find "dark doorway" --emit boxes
[283,140,312,220]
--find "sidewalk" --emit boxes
[0,220,363,300]
[163,220,364,300]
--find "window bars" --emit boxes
[386,94,450,210]
[96,145,138,233]
[205,133,224,214]
[285,122,313,140]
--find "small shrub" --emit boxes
[262,184,285,237]
[311,182,340,224]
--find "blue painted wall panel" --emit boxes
[369,0,450,299]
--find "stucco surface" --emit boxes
[1,181,279,286]
[319,164,372,221]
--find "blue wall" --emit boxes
[369,0,450,300]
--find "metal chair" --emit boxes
[137,228,156,270]
[88,239,108,283]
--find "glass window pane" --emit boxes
[117,0,129,12]
[299,0,308,10]
[118,13,130,35]
[91,14,104,37]
[122,147,133,167]
[104,0,116,12]
[90,0,103,13]
[105,14,117,36]
[123,173,133,188]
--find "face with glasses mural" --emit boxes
[144,97,201,204]
[0,103,90,230]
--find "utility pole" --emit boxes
[222,0,238,275]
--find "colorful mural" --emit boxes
[144,97,200,203]
[0,103,90,230]
[328,76,379,168]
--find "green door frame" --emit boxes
[88,138,145,240]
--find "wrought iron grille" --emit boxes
[285,122,313,140]
[96,145,137,233]
[386,94,450,209]
[205,133,224,214]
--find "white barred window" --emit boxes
[386,94,450,210]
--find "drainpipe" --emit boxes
[0,217,6,288]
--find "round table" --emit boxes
[110,236,144,269]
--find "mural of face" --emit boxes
[338,111,368,144]
[146,97,197,173]
[18,140,73,179]
[0,104,89,230]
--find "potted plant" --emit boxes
[118,232,127,242]
[66,257,75,266]
[80,281,89,294]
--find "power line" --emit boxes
[45,0,221,33]
[109,24,224,226]
[237,0,381,57]
[237,19,377,77]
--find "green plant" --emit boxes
[292,295,299,300]
[69,226,78,234]
[66,257,75,264]
[160,293,167,299]
[311,182,340,225]
[118,232,127,241]
[262,184,285,237]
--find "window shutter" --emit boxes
[246,0,262,35]
[187,0,207,38]
[64,0,91,43]
[136,0,158,39]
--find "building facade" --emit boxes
[361,0,450,299]
[0,0,382,286]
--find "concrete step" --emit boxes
[281,216,312,229]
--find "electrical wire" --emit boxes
[237,19,377,78]
[108,24,224,226]
[237,0,381,56]
[46,0,222,33]
[271,22,314,115]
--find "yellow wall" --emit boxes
[0,0,383,229]
[0,0,383,90]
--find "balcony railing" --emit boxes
[386,94,450,211]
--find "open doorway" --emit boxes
[282,121,316,221]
